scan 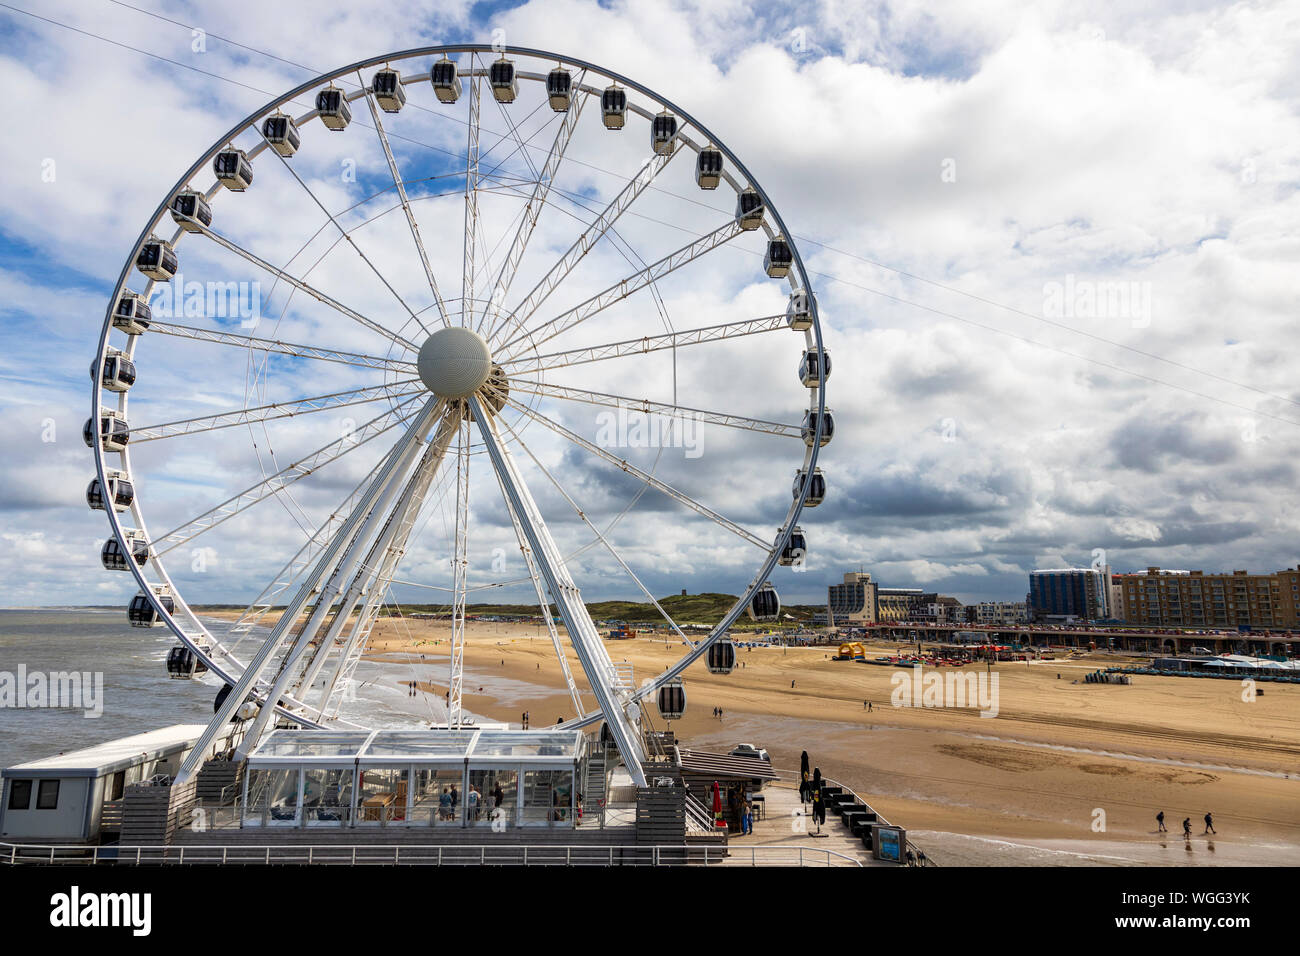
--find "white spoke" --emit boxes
[480,74,587,338]
[505,397,768,550]
[462,56,482,326]
[181,217,420,352]
[296,408,463,714]
[261,120,430,336]
[448,420,471,727]
[132,379,422,441]
[485,447,585,717]
[509,379,802,439]
[149,320,415,373]
[359,70,453,328]
[498,147,680,343]
[227,453,389,654]
[498,415,692,647]
[503,312,787,375]
[153,395,424,554]
[497,220,744,359]
[470,396,646,786]
[316,434,465,720]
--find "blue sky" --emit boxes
[1,0,1298,611]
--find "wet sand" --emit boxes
[208,613,1300,865]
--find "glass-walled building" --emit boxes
[241,729,583,830]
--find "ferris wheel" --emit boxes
[88,45,831,787]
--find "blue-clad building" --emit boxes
[1028,568,1110,622]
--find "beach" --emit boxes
[206,612,1300,865]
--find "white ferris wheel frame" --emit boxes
[89,44,829,787]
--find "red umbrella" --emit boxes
[712,780,724,828]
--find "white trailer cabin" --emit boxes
[1,724,208,844]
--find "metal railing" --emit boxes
[1,841,860,867]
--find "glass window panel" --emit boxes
[8,779,32,810]
[467,769,517,829]
[244,768,299,827]
[357,767,408,826]
[522,770,574,827]
[409,768,466,827]
[301,768,352,827]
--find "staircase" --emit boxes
[582,749,609,821]
[195,758,242,805]
[683,791,715,833]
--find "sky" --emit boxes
[1,0,1298,612]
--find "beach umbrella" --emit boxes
[712,780,723,827]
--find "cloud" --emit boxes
[1,0,1298,616]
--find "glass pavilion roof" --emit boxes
[247,728,585,764]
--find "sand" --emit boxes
[207,612,1300,864]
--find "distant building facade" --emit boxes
[876,588,924,622]
[1113,566,1300,630]
[827,572,877,624]
[972,601,1028,626]
[1028,568,1111,622]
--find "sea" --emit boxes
[0,608,453,771]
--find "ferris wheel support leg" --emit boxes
[468,396,647,786]
[234,400,444,757]
[294,408,463,707]
[174,399,443,784]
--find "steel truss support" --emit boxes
[235,399,446,755]
[175,397,442,784]
[292,408,463,711]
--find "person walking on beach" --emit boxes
[1203,812,1216,835]
[1182,817,1191,839]
[1156,811,1166,832]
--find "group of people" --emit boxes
[712,706,725,720]
[434,780,509,822]
[437,783,464,821]
[1156,810,1216,837]
[721,783,755,834]
[799,751,827,828]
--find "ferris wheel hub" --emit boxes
[417,326,494,398]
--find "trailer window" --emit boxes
[36,779,60,809]
[7,779,31,810]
